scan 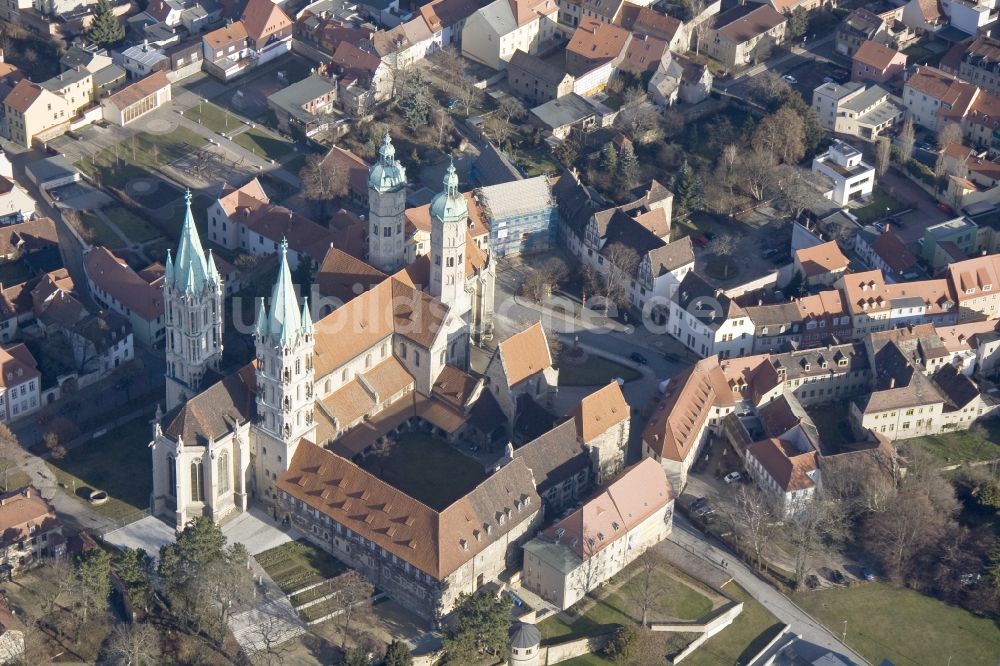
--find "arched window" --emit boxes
[167,456,176,496]
[191,459,204,503]
[217,451,230,495]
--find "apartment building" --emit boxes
[811,81,904,141]
[704,4,786,67]
[462,0,560,71]
[902,66,978,132]
[811,140,876,206]
[960,36,1000,96]
[851,39,906,84]
[1,80,71,147]
[0,344,39,424]
[669,272,754,359]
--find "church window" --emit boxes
[446,257,455,268]
[440,350,445,365]
[191,460,204,503]
[167,456,176,495]
[383,226,392,237]
[218,451,230,494]
[414,351,420,367]
[296,359,301,374]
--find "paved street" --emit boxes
[667,518,869,665]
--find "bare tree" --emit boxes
[38,558,75,619]
[615,104,663,145]
[875,137,892,177]
[248,613,295,666]
[688,0,711,56]
[602,243,640,311]
[898,116,915,163]
[706,235,738,279]
[737,149,777,201]
[0,423,22,492]
[719,143,739,193]
[785,493,847,587]
[728,485,778,571]
[937,121,963,150]
[433,107,453,149]
[300,154,348,216]
[752,107,806,165]
[330,571,374,649]
[483,114,514,147]
[106,622,161,666]
[776,168,821,221]
[43,431,65,460]
[630,550,663,627]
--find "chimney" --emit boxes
[889,377,896,389]
[0,49,5,63]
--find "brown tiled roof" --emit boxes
[905,66,974,107]
[946,254,1000,302]
[618,34,668,75]
[465,233,488,277]
[203,21,249,50]
[432,364,480,409]
[218,178,269,216]
[316,246,386,304]
[242,0,292,42]
[0,486,59,548]
[278,440,540,579]
[647,236,693,276]
[794,240,849,277]
[241,205,337,264]
[420,0,482,31]
[321,376,376,427]
[871,230,918,274]
[363,356,414,400]
[3,79,43,114]
[313,277,448,377]
[405,192,489,237]
[0,343,38,389]
[511,0,558,26]
[616,3,682,41]
[541,458,672,560]
[106,71,170,111]
[717,5,785,45]
[567,19,631,67]
[746,438,818,492]
[0,217,57,257]
[853,40,904,72]
[643,355,732,462]
[758,395,803,438]
[513,419,588,491]
[162,363,257,444]
[83,247,164,321]
[567,381,628,443]
[497,322,552,387]
[331,42,382,78]
[914,0,942,22]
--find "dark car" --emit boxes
[694,234,709,247]
[691,496,708,510]
[830,569,846,584]
[630,352,648,365]
[663,351,683,362]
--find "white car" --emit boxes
[783,75,797,84]
[724,472,742,484]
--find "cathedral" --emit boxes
[150,137,498,529]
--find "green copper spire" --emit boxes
[300,297,313,335]
[266,239,304,346]
[171,189,213,293]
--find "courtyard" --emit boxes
[359,432,486,511]
[557,347,641,387]
[256,539,348,595]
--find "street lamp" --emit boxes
[842,619,847,641]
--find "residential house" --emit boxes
[669,272,754,359]
[462,0,560,71]
[419,0,480,47]
[266,74,339,135]
[960,36,1000,96]
[241,0,293,66]
[853,227,921,281]
[811,140,876,206]
[647,52,712,107]
[508,50,574,105]
[0,178,35,225]
[920,216,979,269]
[101,71,172,127]
[902,65,978,132]
[841,269,957,337]
[811,81,904,141]
[201,21,251,81]
[83,247,165,347]
[329,41,392,114]
[483,322,559,425]
[835,8,913,57]
[372,18,437,72]
[565,19,631,78]
[40,67,93,117]
[521,458,673,610]
[744,438,819,515]
[530,92,607,139]
[900,0,945,32]
[704,4,786,68]
[852,40,906,84]
[793,240,850,287]
[0,218,57,262]
[0,344,39,424]
[119,42,168,80]
[1,80,71,148]
[0,487,63,573]
[295,10,374,56]
[617,33,669,78]
[945,253,1000,321]
[165,39,205,82]
[615,3,687,53]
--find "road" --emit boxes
[668,517,870,665]
[718,33,840,100]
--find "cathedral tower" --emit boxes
[368,133,407,273]
[430,160,470,318]
[254,240,315,491]
[164,190,224,411]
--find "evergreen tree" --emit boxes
[442,591,513,662]
[672,160,704,214]
[600,142,618,172]
[87,0,125,47]
[383,640,413,666]
[75,548,112,622]
[113,547,154,612]
[616,143,639,194]
[788,7,808,40]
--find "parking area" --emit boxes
[784,59,848,98]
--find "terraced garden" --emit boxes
[255,539,347,594]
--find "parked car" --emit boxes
[832,68,849,82]
[873,221,887,232]
[937,202,953,214]
[695,505,715,518]
[862,568,877,582]
[823,76,837,84]
[630,352,648,365]
[663,351,682,362]
[830,569,846,584]
[694,234,709,247]
[762,248,779,258]
[783,74,798,84]
[691,496,709,510]
[724,472,742,484]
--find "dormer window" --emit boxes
[966,288,976,295]
[985,284,993,292]
[838,358,848,367]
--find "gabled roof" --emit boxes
[241,0,292,42]
[0,343,38,389]
[316,245,386,304]
[509,49,570,86]
[83,247,164,321]
[203,21,249,50]
[567,381,629,443]
[162,363,257,444]
[794,240,849,278]
[420,0,482,31]
[647,236,694,276]
[0,217,57,257]
[513,419,589,491]
[278,440,540,579]
[616,3,683,41]
[715,4,785,45]
[218,178,269,216]
[0,486,59,548]
[2,79,44,114]
[746,438,818,492]
[497,322,552,387]
[853,40,904,72]
[567,19,631,71]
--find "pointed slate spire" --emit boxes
[254,297,268,339]
[300,297,313,336]
[172,189,212,293]
[206,248,220,284]
[266,239,303,346]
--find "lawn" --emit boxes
[78,212,125,249]
[361,432,485,510]
[905,418,1000,464]
[184,101,246,135]
[557,352,642,387]
[233,126,295,162]
[45,416,153,522]
[103,205,162,244]
[681,583,782,666]
[794,583,1000,666]
[255,539,348,594]
[852,188,905,223]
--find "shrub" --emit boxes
[603,625,637,662]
